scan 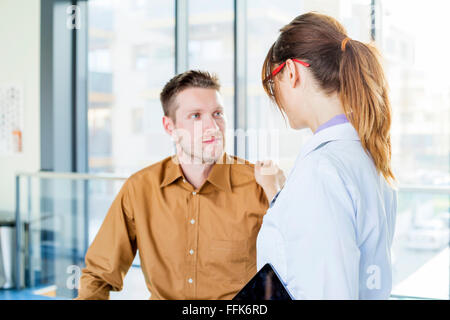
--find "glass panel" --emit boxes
[246,0,371,172]
[379,0,450,300]
[88,0,176,175]
[380,0,450,186]
[18,176,88,298]
[391,190,449,299]
[188,0,235,154]
[17,174,150,299]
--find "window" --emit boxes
[88,0,175,175]
[379,0,449,299]
[188,0,235,154]
[246,0,372,172]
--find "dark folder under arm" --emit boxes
[232,263,294,300]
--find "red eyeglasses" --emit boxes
[270,58,310,78]
[263,58,310,96]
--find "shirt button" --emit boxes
[190,219,195,224]
[189,249,194,255]
[192,191,197,195]
[188,278,193,284]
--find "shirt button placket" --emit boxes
[187,189,199,298]
[194,190,200,298]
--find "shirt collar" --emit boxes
[298,122,360,161]
[160,155,184,188]
[160,152,232,192]
[206,153,232,192]
[314,113,349,134]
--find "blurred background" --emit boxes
[0,0,448,300]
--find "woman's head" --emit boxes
[262,12,395,184]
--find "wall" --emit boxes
[0,0,40,214]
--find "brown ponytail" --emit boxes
[262,12,396,185]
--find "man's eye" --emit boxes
[214,112,223,117]
[190,113,200,119]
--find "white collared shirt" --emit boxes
[256,122,397,299]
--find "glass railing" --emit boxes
[391,186,449,300]
[13,172,130,299]
[11,171,449,300]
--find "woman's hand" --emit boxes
[254,160,286,203]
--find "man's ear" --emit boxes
[285,59,301,89]
[162,115,175,136]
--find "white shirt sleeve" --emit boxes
[280,156,361,299]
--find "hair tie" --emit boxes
[341,37,351,52]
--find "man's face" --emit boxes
[163,87,226,164]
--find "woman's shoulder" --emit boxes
[294,143,347,174]
[287,151,345,191]
[310,140,376,176]
[288,141,369,194]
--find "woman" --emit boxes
[254,12,397,299]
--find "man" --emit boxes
[75,70,270,300]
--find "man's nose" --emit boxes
[203,114,219,131]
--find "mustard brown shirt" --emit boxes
[75,153,269,300]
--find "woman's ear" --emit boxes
[285,59,301,89]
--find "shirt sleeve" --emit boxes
[281,157,360,299]
[74,179,137,300]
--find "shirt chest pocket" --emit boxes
[206,239,248,284]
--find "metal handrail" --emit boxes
[396,185,450,194]
[15,171,127,181]
[15,170,450,194]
